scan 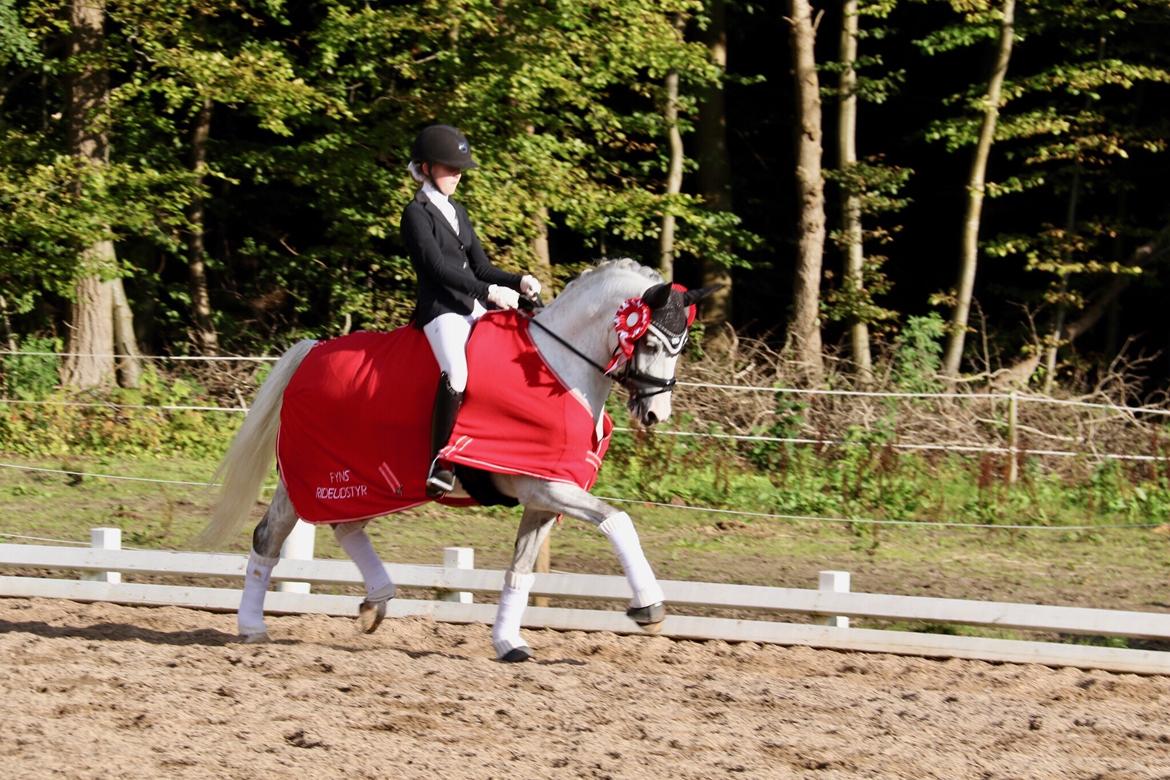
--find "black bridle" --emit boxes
[519,297,678,401]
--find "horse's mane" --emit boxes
[554,258,663,304]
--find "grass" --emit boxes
[2,451,1168,620]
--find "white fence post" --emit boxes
[83,527,122,584]
[817,570,850,628]
[441,546,474,604]
[277,519,316,594]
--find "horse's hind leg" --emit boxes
[493,507,557,662]
[332,521,396,633]
[238,480,298,642]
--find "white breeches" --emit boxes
[423,302,486,392]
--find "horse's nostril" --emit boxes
[645,411,658,426]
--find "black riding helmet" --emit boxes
[411,124,477,170]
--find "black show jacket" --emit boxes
[401,191,522,326]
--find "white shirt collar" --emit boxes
[421,181,459,235]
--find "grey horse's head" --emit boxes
[617,282,722,427]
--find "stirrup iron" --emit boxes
[425,459,456,498]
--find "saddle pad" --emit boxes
[277,310,612,523]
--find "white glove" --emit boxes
[487,284,520,310]
[520,275,542,298]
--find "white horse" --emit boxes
[197,259,717,661]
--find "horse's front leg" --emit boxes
[500,476,666,631]
[493,507,558,663]
[238,480,298,642]
[332,520,396,633]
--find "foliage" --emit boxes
[0,367,240,458]
[1,335,60,400]
[889,313,946,392]
[821,0,910,333]
[917,0,1170,351]
[0,0,1168,382]
[598,420,1170,535]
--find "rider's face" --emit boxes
[426,162,462,196]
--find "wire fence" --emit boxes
[0,395,1156,460]
[2,348,1169,535]
[5,346,1169,416]
[2,392,1160,467]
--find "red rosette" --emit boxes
[606,297,652,374]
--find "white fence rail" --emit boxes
[2,532,1169,675]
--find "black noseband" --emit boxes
[612,346,678,401]
[616,366,677,401]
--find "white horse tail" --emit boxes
[195,339,317,549]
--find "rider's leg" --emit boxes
[493,508,557,661]
[423,312,475,497]
[500,477,666,618]
[239,481,298,640]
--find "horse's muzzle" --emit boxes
[629,397,669,428]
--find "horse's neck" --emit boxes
[533,304,617,428]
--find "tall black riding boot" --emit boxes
[426,372,464,498]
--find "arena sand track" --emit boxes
[1,598,1168,780]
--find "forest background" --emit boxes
[2,0,1168,389]
[2,0,1170,548]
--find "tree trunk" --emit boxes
[942,0,1016,377]
[525,123,554,292]
[61,271,116,387]
[111,278,142,387]
[697,0,734,348]
[62,0,117,389]
[188,96,220,356]
[837,0,872,381]
[786,0,826,383]
[0,294,15,351]
[1041,165,1080,393]
[531,204,554,289]
[658,15,686,281]
[1042,36,1103,391]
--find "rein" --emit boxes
[519,299,677,401]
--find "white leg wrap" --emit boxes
[492,571,535,658]
[599,512,665,608]
[335,525,395,602]
[239,551,278,636]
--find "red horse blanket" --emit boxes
[277,310,613,523]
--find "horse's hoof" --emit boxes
[239,631,270,644]
[358,599,388,634]
[499,646,534,663]
[627,601,666,634]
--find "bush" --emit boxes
[2,336,61,400]
[0,365,240,459]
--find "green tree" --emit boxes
[825,0,906,381]
[916,0,1018,378]
[923,0,1170,382]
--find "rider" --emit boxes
[401,124,542,498]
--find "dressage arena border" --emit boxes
[2,532,1169,676]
